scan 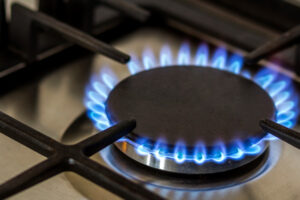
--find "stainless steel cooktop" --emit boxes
[1,27,300,200]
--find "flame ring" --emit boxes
[85,43,298,165]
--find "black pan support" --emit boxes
[260,119,300,149]
[0,111,164,200]
[10,4,130,64]
[98,0,150,22]
[245,24,300,151]
[245,24,300,147]
[245,24,300,65]
[1,0,299,78]
[243,22,300,74]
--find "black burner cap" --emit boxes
[106,66,275,147]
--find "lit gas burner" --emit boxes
[84,43,298,174]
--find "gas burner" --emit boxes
[84,43,298,174]
[107,66,274,173]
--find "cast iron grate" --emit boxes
[0,0,300,199]
[0,111,164,200]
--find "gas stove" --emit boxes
[0,0,300,200]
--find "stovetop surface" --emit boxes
[1,27,300,200]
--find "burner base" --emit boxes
[114,141,268,174]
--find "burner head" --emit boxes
[106,66,275,173]
[107,66,275,146]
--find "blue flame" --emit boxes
[160,45,173,66]
[228,54,243,74]
[142,48,156,69]
[174,141,186,163]
[194,43,209,66]
[194,142,206,164]
[128,54,143,75]
[212,47,227,69]
[177,42,191,65]
[85,42,298,165]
